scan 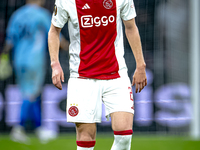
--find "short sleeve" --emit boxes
[121,0,137,21]
[51,0,68,28]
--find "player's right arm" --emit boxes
[48,23,64,90]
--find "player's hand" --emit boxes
[51,61,64,90]
[132,64,147,93]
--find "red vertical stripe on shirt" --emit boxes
[75,0,120,79]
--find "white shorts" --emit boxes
[66,74,134,123]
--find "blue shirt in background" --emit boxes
[6,4,51,69]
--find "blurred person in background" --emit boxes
[0,0,69,144]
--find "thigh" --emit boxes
[67,78,102,123]
[31,66,45,97]
[15,66,35,97]
[16,66,44,99]
[102,76,134,118]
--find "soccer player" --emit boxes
[48,0,147,149]
[2,0,68,144]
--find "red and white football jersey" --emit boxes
[52,0,136,79]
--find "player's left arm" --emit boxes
[123,18,147,93]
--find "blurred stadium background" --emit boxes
[0,0,200,149]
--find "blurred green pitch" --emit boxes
[0,133,200,150]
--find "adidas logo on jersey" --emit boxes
[82,3,90,9]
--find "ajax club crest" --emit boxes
[68,104,79,117]
[103,0,113,9]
